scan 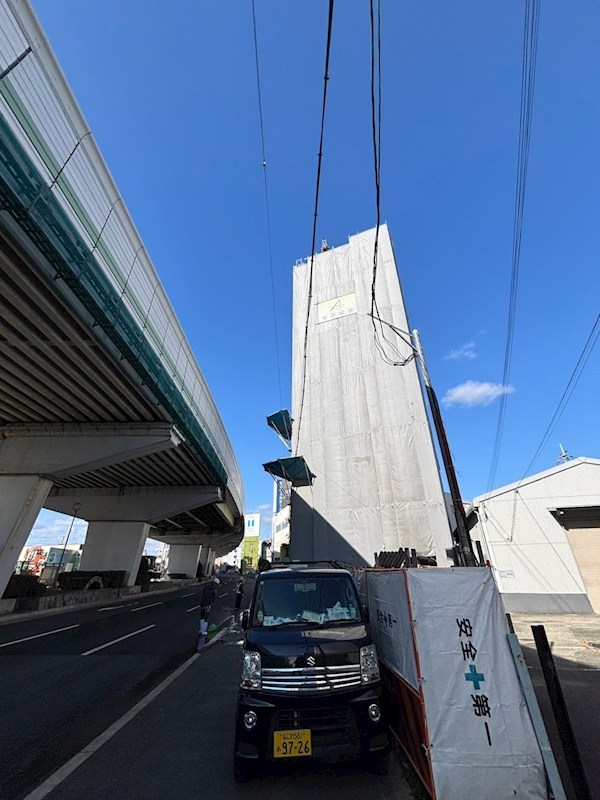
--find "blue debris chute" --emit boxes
[263,456,315,487]
[266,410,293,447]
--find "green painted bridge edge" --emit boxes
[0,113,229,491]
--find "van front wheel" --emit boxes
[233,755,253,783]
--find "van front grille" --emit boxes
[271,707,359,755]
[261,665,362,693]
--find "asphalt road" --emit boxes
[36,619,412,800]
[0,576,251,800]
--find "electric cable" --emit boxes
[518,313,600,484]
[366,0,406,368]
[251,0,283,410]
[294,0,336,454]
[487,0,541,491]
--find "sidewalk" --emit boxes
[33,624,413,800]
[511,612,600,800]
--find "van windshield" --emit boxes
[251,576,361,627]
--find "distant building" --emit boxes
[272,505,290,561]
[17,544,82,577]
[271,479,290,561]
[290,225,453,566]
[241,513,260,570]
[467,458,600,614]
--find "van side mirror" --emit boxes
[241,609,249,630]
[362,604,370,622]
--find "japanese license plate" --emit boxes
[273,729,312,758]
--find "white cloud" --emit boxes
[444,341,477,361]
[25,510,88,547]
[442,381,514,408]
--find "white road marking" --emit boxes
[97,607,121,612]
[186,604,202,613]
[181,593,196,598]
[0,624,80,649]
[129,602,162,613]
[81,625,155,656]
[23,650,201,800]
[219,592,228,598]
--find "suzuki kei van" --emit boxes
[233,567,390,781]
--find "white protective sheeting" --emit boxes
[363,570,418,690]
[291,226,452,565]
[407,568,546,800]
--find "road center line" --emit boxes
[129,602,162,613]
[0,624,80,649]
[181,592,196,598]
[186,604,202,613]
[81,625,155,656]
[219,592,228,598]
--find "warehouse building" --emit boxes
[468,458,600,613]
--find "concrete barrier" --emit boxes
[0,578,209,625]
[0,598,17,616]
[23,585,142,612]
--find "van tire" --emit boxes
[233,755,253,783]
[368,753,390,776]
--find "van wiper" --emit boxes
[275,620,321,628]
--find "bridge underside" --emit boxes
[0,212,241,593]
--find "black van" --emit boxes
[233,567,390,781]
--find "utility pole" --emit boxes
[412,330,476,566]
[370,314,477,567]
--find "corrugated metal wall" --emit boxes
[472,459,600,611]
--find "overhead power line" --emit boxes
[518,313,600,484]
[487,0,541,491]
[366,1,407,368]
[294,0,336,455]
[250,0,283,409]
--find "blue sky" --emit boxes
[27,0,599,547]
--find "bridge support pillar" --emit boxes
[80,521,149,587]
[206,549,216,576]
[0,476,53,598]
[167,544,202,578]
[197,546,211,576]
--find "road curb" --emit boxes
[200,614,236,651]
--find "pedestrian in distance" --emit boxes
[199,576,220,636]
[234,576,244,610]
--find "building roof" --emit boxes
[472,457,600,505]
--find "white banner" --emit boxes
[364,570,418,690]
[407,568,546,799]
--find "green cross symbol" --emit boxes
[465,664,485,691]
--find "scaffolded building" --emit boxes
[290,225,453,566]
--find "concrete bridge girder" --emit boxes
[45,485,223,523]
[0,418,239,595]
[151,527,242,560]
[0,423,184,479]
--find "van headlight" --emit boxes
[360,644,380,683]
[241,650,261,689]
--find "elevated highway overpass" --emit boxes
[0,0,244,595]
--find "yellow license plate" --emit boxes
[273,729,312,758]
